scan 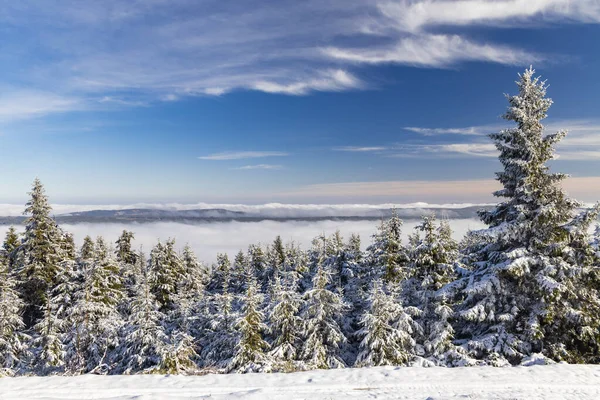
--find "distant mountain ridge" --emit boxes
[0,205,493,224]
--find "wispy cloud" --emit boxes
[334,146,388,152]
[0,90,84,122]
[404,125,504,136]
[323,34,541,67]
[199,151,289,161]
[231,164,284,170]
[400,119,600,161]
[376,0,600,33]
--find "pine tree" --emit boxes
[268,275,303,370]
[365,209,409,284]
[115,230,137,266]
[119,251,170,374]
[2,226,20,269]
[115,230,138,305]
[0,258,28,375]
[199,276,238,368]
[231,250,248,294]
[229,277,271,373]
[64,237,124,373]
[32,289,65,373]
[354,279,415,367]
[406,216,463,364]
[300,258,347,369]
[247,244,268,287]
[457,68,600,364]
[149,239,184,311]
[15,179,66,327]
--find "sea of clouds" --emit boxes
[0,219,486,264]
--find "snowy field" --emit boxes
[1,365,599,400]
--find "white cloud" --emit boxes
[198,151,289,160]
[422,143,498,157]
[232,164,284,170]
[400,119,600,160]
[377,0,600,33]
[404,125,503,136]
[251,70,362,95]
[0,90,84,122]
[334,146,388,152]
[323,34,541,67]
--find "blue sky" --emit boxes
[1,0,600,204]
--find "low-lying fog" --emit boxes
[0,219,486,264]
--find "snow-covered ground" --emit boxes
[1,365,599,400]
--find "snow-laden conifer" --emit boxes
[405,216,466,365]
[268,275,303,370]
[354,279,415,367]
[457,68,600,364]
[0,258,28,376]
[229,276,271,373]
[149,239,184,311]
[15,179,66,327]
[119,251,170,374]
[64,237,124,373]
[365,209,409,283]
[300,257,347,369]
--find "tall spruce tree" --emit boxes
[457,68,600,364]
[15,179,66,327]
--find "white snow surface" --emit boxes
[1,365,599,400]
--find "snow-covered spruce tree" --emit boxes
[199,258,238,368]
[231,250,248,294]
[115,230,137,266]
[64,237,124,373]
[32,288,66,373]
[268,274,303,371]
[208,252,232,293]
[229,276,271,373]
[365,209,410,284]
[2,226,20,269]
[457,68,600,365]
[354,279,416,367]
[15,178,66,328]
[247,244,268,288]
[166,245,208,370]
[115,230,138,304]
[406,216,469,366]
[300,256,347,369]
[118,250,171,374]
[266,235,286,282]
[149,239,184,311]
[0,257,28,376]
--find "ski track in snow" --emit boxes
[1,365,600,400]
